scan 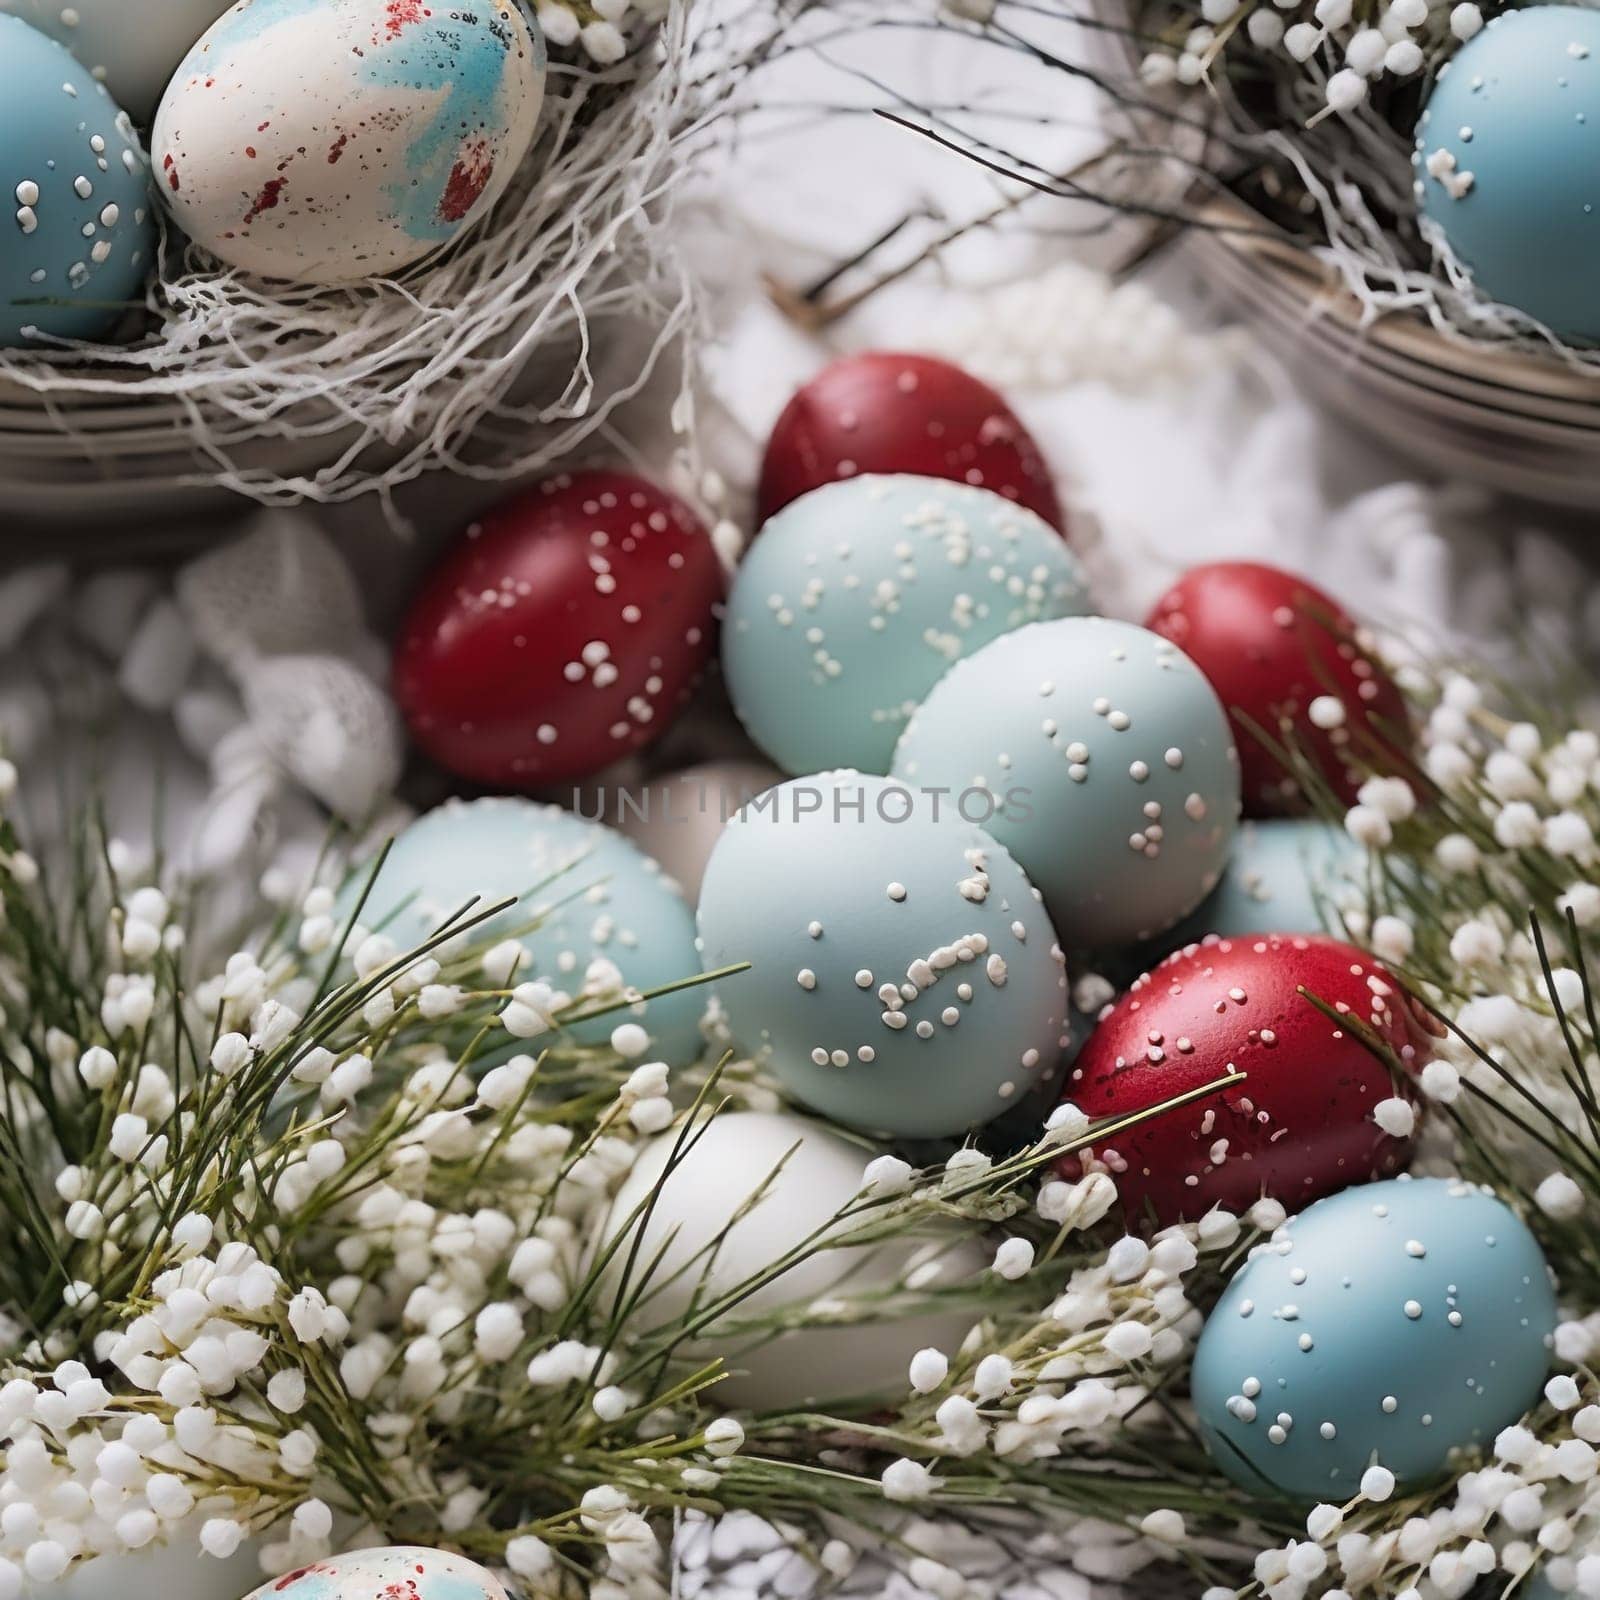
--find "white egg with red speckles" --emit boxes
[151,0,546,284]
[697,772,1070,1138]
[0,0,233,120]
[245,1548,508,1600]
[893,616,1241,948]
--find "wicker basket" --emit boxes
[1189,195,1600,510]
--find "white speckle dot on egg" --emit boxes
[600,1110,985,1408]
[341,797,706,1062]
[1192,1176,1556,1503]
[697,773,1069,1138]
[892,617,1240,949]
[245,1548,507,1600]
[0,0,233,120]
[1,16,155,348]
[723,475,1092,776]
[152,0,546,284]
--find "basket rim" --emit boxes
[1193,192,1600,407]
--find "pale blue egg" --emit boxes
[697,773,1070,1137]
[1416,5,1600,341]
[0,17,155,348]
[892,616,1240,949]
[1142,817,1366,962]
[1192,1176,1556,1503]
[724,475,1092,776]
[344,797,706,1062]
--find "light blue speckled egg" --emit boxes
[724,475,1092,776]
[1416,5,1600,341]
[697,773,1070,1137]
[892,616,1240,949]
[1192,1176,1556,1503]
[152,0,546,284]
[344,798,706,1062]
[0,17,155,349]
[247,1547,508,1600]
[0,0,233,121]
[1143,817,1366,963]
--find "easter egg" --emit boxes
[31,1520,259,1600]
[394,471,723,788]
[344,797,706,1062]
[1145,562,1410,816]
[0,18,155,348]
[151,0,546,284]
[1191,1176,1556,1502]
[246,1549,507,1600]
[612,759,784,904]
[0,0,232,121]
[697,773,1069,1138]
[892,616,1240,949]
[724,476,1092,776]
[602,1110,986,1408]
[1064,934,1428,1226]
[1416,6,1600,341]
[1150,818,1366,959]
[758,352,1065,532]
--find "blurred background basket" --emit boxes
[1188,194,1600,512]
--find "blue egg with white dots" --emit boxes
[697,773,1071,1138]
[0,16,155,348]
[723,475,1092,777]
[343,798,706,1062]
[1192,1176,1556,1503]
[1416,5,1600,341]
[892,616,1240,949]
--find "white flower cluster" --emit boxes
[1226,1368,1600,1599]
[534,0,666,64]
[872,1193,1249,1586]
[1141,0,1495,123]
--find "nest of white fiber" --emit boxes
[0,5,708,512]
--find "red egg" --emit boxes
[1061,934,1430,1228]
[1144,562,1410,816]
[757,351,1065,532]
[394,470,724,788]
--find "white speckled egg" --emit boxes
[30,1519,259,1600]
[892,616,1241,949]
[602,1110,986,1408]
[0,0,233,121]
[244,1548,507,1600]
[1192,1176,1555,1503]
[1,17,155,348]
[723,475,1093,776]
[697,773,1069,1137]
[152,0,546,284]
[342,797,706,1063]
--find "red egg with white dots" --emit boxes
[1061,934,1431,1228]
[757,351,1065,533]
[393,470,724,788]
[1144,562,1411,816]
